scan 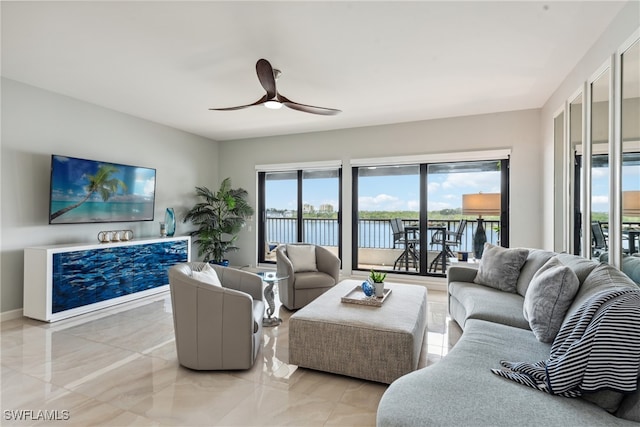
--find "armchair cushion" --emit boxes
[286,244,318,272]
[192,263,222,286]
[294,271,337,289]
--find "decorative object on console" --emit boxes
[97,229,134,243]
[165,207,176,237]
[183,178,254,263]
[159,222,167,237]
[49,154,156,224]
[462,192,501,259]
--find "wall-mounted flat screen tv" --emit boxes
[49,155,156,224]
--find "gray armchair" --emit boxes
[168,262,265,370]
[276,244,340,310]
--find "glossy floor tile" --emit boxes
[1,283,461,426]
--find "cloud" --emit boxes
[358,194,406,211]
[427,201,453,211]
[441,171,500,192]
[592,195,609,205]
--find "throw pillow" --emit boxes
[192,263,222,287]
[286,245,318,272]
[523,256,580,343]
[473,243,529,293]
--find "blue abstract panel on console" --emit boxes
[133,240,189,291]
[52,240,188,313]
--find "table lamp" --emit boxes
[462,193,501,259]
[622,191,640,217]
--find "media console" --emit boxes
[23,236,191,322]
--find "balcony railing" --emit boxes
[265,217,501,253]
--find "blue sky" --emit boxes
[267,171,502,213]
[266,166,637,214]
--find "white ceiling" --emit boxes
[1,1,628,141]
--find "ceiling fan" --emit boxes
[209,59,341,116]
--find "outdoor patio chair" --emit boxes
[429,219,467,272]
[591,221,608,257]
[391,218,420,271]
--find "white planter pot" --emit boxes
[373,281,385,297]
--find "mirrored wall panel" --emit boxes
[569,93,583,255]
[554,111,564,252]
[590,68,610,260]
[621,39,640,285]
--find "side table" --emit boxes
[257,271,288,327]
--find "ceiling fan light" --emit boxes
[264,100,283,110]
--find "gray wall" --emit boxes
[219,109,542,272]
[1,78,218,314]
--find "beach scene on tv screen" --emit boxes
[49,156,156,224]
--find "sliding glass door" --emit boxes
[353,165,420,273]
[258,168,341,263]
[352,158,509,277]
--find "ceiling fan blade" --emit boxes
[209,95,268,111]
[277,94,342,116]
[256,59,277,99]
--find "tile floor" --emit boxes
[1,283,461,426]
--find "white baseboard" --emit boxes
[0,308,24,322]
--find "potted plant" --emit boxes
[183,178,254,265]
[369,269,387,297]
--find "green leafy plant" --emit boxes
[369,269,387,283]
[183,178,254,263]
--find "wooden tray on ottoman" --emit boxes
[341,286,392,307]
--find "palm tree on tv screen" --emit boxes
[50,164,127,220]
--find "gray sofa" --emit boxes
[377,249,640,426]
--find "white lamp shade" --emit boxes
[462,193,501,216]
[623,191,640,216]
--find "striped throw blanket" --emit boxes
[492,288,640,397]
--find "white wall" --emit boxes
[540,1,640,250]
[219,109,541,272]
[1,78,218,314]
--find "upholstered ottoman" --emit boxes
[289,279,427,384]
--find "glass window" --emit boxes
[259,169,341,263]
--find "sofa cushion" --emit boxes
[286,244,318,272]
[474,243,529,293]
[564,263,638,323]
[523,257,579,343]
[516,249,556,297]
[192,263,222,287]
[616,386,640,422]
[448,281,530,330]
[554,253,598,284]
